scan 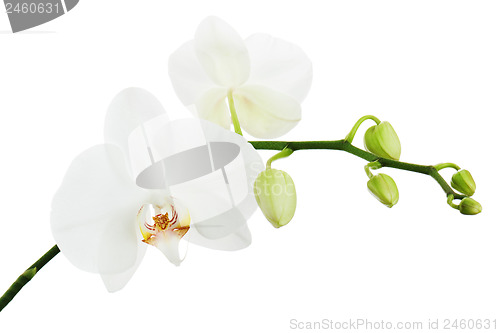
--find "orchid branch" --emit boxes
[0,138,477,312]
[249,140,466,201]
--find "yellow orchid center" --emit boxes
[142,208,189,243]
[137,200,191,265]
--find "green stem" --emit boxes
[227,90,242,136]
[447,194,460,210]
[364,161,382,179]
[345,115,381,143]
[0,245,60,312]
[266,147,294,169]
[434,162,461,171]
[364,164,374,179]
[249,140,465,200]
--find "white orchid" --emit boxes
[169,16,313,139]
[50,88,263,292]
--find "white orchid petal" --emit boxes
[104,87,170,178]
[168,41,219,106]
[96,210,143,275]
[233,85,302,138]
[51,145,148,273]
[135,119,209,190]
[168,120,262,250]
[188,220,252,251]
[100,242,147,292]
[245,33,313,103]
[194,16,250,87]
[134,118,263,250]
[194,87,231,129]
[197,119,263,221]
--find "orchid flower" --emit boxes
[50,88,263,292]
[168,16,313,139]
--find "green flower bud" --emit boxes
[364,121,401,160]
[254,169,297,228]
[458,197,482,215]
[451,169,476,196]
[367,173,399,208]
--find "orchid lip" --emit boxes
[137,200,191,265]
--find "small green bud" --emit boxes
[367,173,399,208]
[254,169,297,228]
[451,169,476,196]
[458,197,482,215]
[364,121,401,160]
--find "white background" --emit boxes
[1,1,499,332]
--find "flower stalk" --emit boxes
[249,140,466,201]
[345,115,381,143]
[227,90,243,136]
[434,162,461,171]
[364,161,382,179]
[266,147,294,169]
[0,245,60,312]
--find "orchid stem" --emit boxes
[447,194,460,210]
[227,90,243,136]
[0,245,60,312]
[266,147,294,169]
[249,140,466,201]
[364,161,382,179]
[345,115,381,143]
[434,162,461,171]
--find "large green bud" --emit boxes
[458,197,482,215]
[451,169,476,197]
[367,173,399,208]
[254,169,297,228]
[364,121,401,160]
